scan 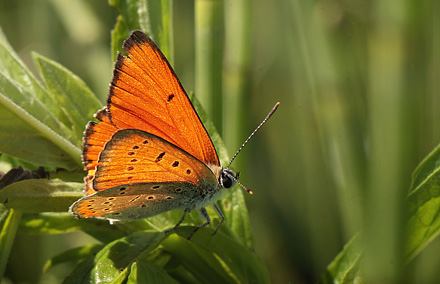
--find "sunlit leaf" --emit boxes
[127,259,179,283]
[0,179,83,213]
[318,234,362,284]
[64,231,165,283]
[44,243,104,272]
[405,143,440,261]
[33,53,102,141]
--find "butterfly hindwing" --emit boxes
[92,129,219,192]
[70,182,200,221]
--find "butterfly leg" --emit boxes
[187,207,211,240]
[165,207,190,235]
[212,203,225,235]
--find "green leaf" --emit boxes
[19,212,142,244]
[0,29,72,131]
[0,74,81,169]
[0,205,9,223]
[0,154,47,173]
[138,0,173,63]
[220,188,254,248]
[64,231,165,283]
[0,28,87,169]
[127,259,179,284]
[109,0,141,61]
[318,234,363,284]
[163,228,270,284]
[44,244,104,272]
[33,52,102,141]
[0,179,83,213]
[410,143,440,193]
[405,143,440,261]
[320,143,440,283]
[0,209,22,278]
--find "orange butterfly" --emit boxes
[70,30,278,237]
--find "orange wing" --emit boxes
[82,31,219,194]
[108,31,218,165]
[92,129,218,192]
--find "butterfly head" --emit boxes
[219,168,239,189]
[220,167,253,194]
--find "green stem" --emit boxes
[195,0,224,133]
[0,209,23,278]
[364,1,407,282]
[138,0,174,64]
[222,0,251,158]
[0,93,82,168]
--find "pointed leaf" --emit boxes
[0,32,74,140]
[318,234,362,284]
[33,53,102,141]
[0,179,83,213]
[0,209,22,278]
[44,244,104,272]
[109,0,141,60]
[64,231,165,283]
[127,259,179,283]
[163,228,269,284]
[0,74,81,169]
[138,0,173,62]
[405,143,440,260]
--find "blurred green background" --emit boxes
[0,0,439,283]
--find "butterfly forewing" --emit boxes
[92,129,219,192]
[107,31,219,166]
[82,108,119,194]
[71,182,200,221]
[82,109,118,170]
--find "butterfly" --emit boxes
[69,30,279,238]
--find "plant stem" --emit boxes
[195,0,224,133]
[222,0,251,157]
[364,1,407,282]
[0,209,22,278]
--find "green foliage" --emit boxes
[0,0,439,283]
[319,143,440,283]
[0,2,268,282]
[0,30,82,170]
[33,53,102,141]
[405,144,440,261]
[0,179,82,213]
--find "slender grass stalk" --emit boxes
[0,209,23,278]
[291,1,366,239]
[222,0,251,159]
[139,0,174,64]
[160,0,173,65]
[428,1,440,143]
[195,0,224,133]
[288,0,345,272]
[364,1,407,282]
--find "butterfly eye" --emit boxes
[220,169,237,189]
[222,175,233,188]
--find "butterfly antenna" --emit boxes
[224,171,254,194]
[227,102,280,169]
